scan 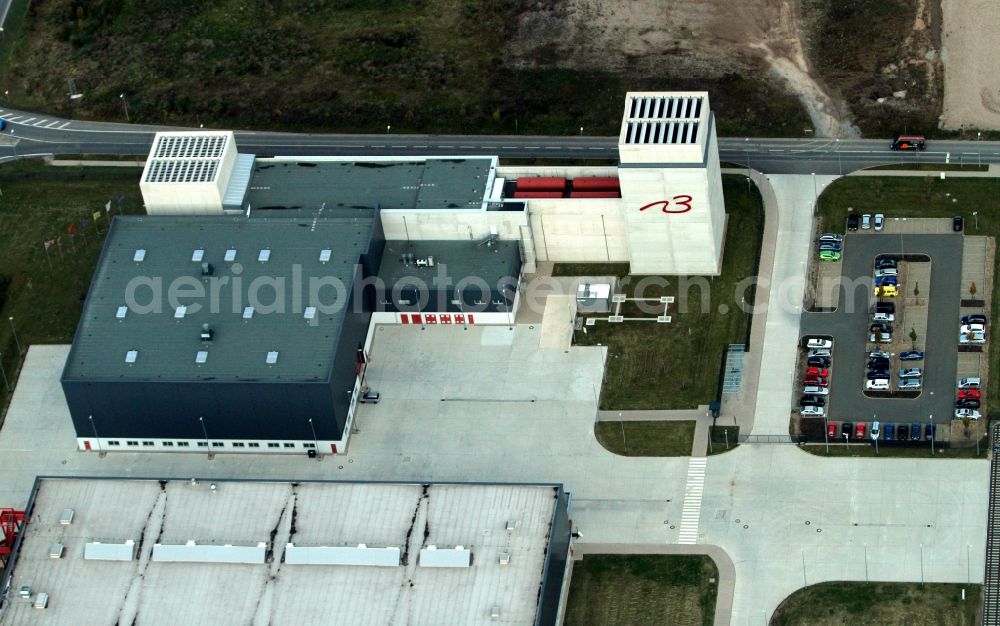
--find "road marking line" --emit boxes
[45,121,62,128]
[57,122,71,129]
[33,119,48,126]
[7,116,22,122]
[22,117,36,123]
[678,457,707,545]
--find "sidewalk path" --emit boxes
[596,408,712,456]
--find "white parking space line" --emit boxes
[7,116,23,123]
[678,457,707,544]
[22,117,36,124]
[32,120,48,126]
[56,122,71,129]
[0,114,13,120]
[45,121,62,128]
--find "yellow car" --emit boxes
[874,285,898,297]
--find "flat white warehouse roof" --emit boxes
[1,478,562,626]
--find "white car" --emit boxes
[866,379,890,391]
[868,350,891,359]
[819,233,844,243]
[872,312,895,322]
[955,408,981,420]
[897,379,921,390]
[800,405,825,417]
[802,385,830,396]
[808,348,832,358]
[806,338,833,349]
[874,213,885,231]
[959,331,987,344]
[960,323,986,334]
[874,269,897,278]
[862,214,872,229]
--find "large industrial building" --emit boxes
[0,477,572,626]
[61,90,727,455]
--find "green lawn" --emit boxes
[565,554,718,626]
[572,175,764,409]
[770,581,980,626]
[0,160,143,414]
[594,421,695,457]
[816,176,1000,410]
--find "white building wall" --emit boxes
[380,210,527,242]
[526,199,628,263]
[496,166,620,179]
[140,130,237,215]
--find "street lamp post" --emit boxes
[119,93,130,122]
[929,414,934,455]
[386,125,391,134]
[198,416,210,457]
[8,317,22,356]
[812,173,818,210]
[843,432,849,446]
[978,132,982,168]
[836,138,842,175]
[0,352,9,391]
[973,211,979,230]
[308,418,318,452]
[579,126,583,136]
[824,416,829,454]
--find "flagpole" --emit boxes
[56,237,64,261]
[43,243,53,269]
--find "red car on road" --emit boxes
[957,389,982,400]
[854,423,866,440]
[805,367,829,378]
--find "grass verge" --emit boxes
[708,425,740,455]
[565,554,718,626]
[816,176,1000,408]
[0,160,143,417]
[551,263,629,278]
[868,164,989,172]
[801,437,988,459]
[573,175,764,409]
[594,421,695,457]
[770,581,980,626]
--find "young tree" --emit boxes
[913,282,920,298]
[970,281,978,297]
[909,327,918,349]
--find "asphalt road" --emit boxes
[801,233,964,429]
[1,104,999,174]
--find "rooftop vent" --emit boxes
[200,323,214,342]
[224,249,237,262]
[304,307,316,321]
[116,306,128,320]
[125,350,138,364]
[498,552,510,565]
[60,509,74,525]
[243,306,254,320]
[195,351,208,364]
[192,249,205,262]
[201,262,214,276]
[174,306,187,319]
[33,593,48,610]
[258,249,271,263]
[49,543,64,559]
[18,586,30,599]
[266,351,279,365]
[319,249,332,263]
[133,249,146,263]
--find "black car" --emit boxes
[847,213,859,231]
[899,351,924,361]
[897,423,909,440]
[875,258,897,270]
[870,322,893,334]
[841,422,853,438]
[866,369,891,380]
[961,314,987,325]
[800,395,826,407]
[875,302,896,314]
[956,398,981,409]
[910,423,921,441]
[953,215,964,232]
[925,423,937,440]
[807,356,831,368]
[867,358,890,369]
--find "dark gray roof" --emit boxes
[63,215,374,383]
[378,240,520,287]
[245,158,493,213]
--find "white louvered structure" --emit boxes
[140,131,243,214]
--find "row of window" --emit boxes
[104,440,317,449]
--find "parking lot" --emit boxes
[801,233,964,435]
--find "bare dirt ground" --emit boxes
[940,0,1000,130]
[507,0,859,137]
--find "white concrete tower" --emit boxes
[618,92,726,275]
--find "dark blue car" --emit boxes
[925,423,936,441]
[910,422,921,441]
[884,423,895,441]
[875,276,898,287]
[899,351,924,361]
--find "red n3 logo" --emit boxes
[639,195,693,214]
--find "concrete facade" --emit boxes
[140,131,237,214]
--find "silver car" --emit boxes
[897,379,921,390]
